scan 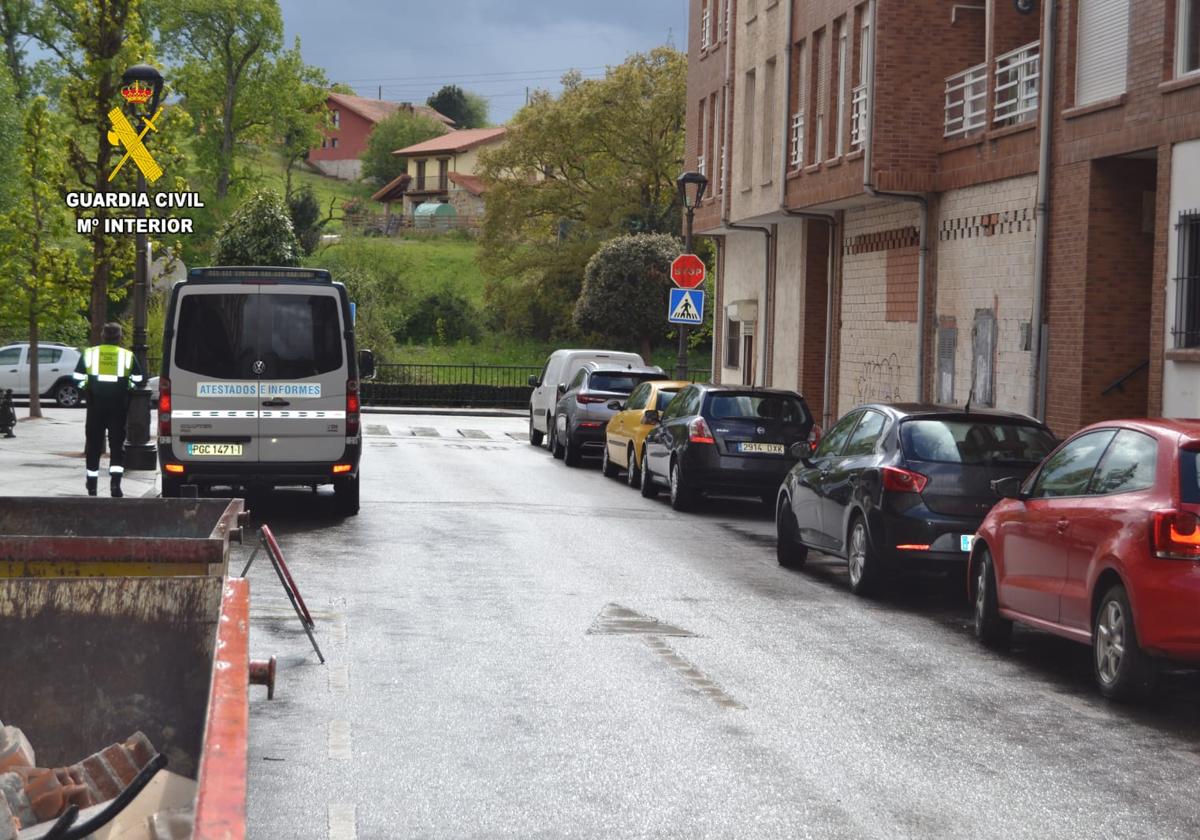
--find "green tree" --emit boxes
[0,0,34,99]
[0,97,89,417]
[426,84,488,128]
[359,108,443,185]
[287,185,323,256]
[35,0,155,342]
[269,39,329,198]
[573,233,678,360]
[0,62,21,212]
[156,0,318,200]
[212,189,299,266]
[477,48,686,335]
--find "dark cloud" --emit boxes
[280,0,687,122]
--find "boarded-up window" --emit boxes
[937,326,956,405]
[971,309,996,407]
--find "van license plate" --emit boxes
[960,535,975,552]
[187,443,243,456]
[739,442,784,454]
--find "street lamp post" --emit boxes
[675,171,708,380]
[120,63,164,472]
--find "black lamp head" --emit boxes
[677,170,710,210]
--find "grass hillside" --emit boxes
[244,149,374,231]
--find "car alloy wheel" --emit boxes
[54,381,81,408]
[626,445,641,489]
[669,460,693,511]
[639,447,658,499]
[775,500,808,568]
[846,518,878,596]
[973,549,1012,648]
[1092,585,1156,701]
[1095,599,1126,687]
[601,443,619,478]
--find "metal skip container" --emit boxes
[0,497,251,839]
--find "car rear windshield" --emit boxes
[901,419,1056,465]
[590,373,660,394]
[175,293,342,379]
[655,390,679,411]
[706,393,810,425]
[1182,449,1200,505]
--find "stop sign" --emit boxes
[671,254,706,289]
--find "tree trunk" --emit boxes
[217,76,236,198]
[88,233,109,343]
[639,336,653,365]
[27,303,40,419]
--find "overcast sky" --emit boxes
[280,0,688,123]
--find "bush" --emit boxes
[212,190,300,266]
[397,289,478,344]
[287,186,324,256]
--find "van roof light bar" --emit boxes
[188,267,332,282]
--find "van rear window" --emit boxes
[175,293,342,380]
[590,373,662,394]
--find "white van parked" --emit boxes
[526,349,644,446]
[157,267,374,514]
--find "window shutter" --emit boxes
[1076,0,1130,106]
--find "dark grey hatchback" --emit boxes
[775,404,1056,596]
[641,385,815,511]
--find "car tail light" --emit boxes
[896,544,931,551]
[1152,509,1200,560]
[164,463,184,474]
[576,393,608,405]
[332,463,352,474]
[809,425,822,447]
[346,379,360,437]
[882,466,929,494]
[688,416,715,444]
[579,421,602,429]
[158,377,171,437]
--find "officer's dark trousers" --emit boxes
[85,397,128,474]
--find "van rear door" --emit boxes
[256,287,348,464]
[170,285,261,465]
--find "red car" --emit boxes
[969,419,1200,700]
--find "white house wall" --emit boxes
[720,231,766,383]
[770,220,806,391]
[1164,139,1200,417]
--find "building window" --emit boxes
[834,19,848,158]
[742,69,756,187]
[698,97,707,179]
[1174,212,1200,348]
[852,14,870,150]
[761,58,776,184]
[331,109,340,128]
[814,29,828,164]
[330,137,338,150]
[701,0,713,49]
[438,158,448,190]
[725,318,741,368]
[1076,0,1129,106]
[790,41,806,168]
[416,160,427,191]
[1180,0,1200,76]
[320,137,327,149]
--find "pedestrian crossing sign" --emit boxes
[668,288,705,325]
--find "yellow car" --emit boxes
[601,379,690,488]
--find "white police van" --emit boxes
[157,267,373,514]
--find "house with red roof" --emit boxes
[371,127,508,224]
[309,92,454,180]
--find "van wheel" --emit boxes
[161,474,182,499]
[1093,584,1157,701]
[335,473,360,516]
[639,447,658,499]
[528,411,543,446]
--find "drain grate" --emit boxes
[587,603,696,637]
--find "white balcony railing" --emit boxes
[850,84,868,149]
[944,63,987,138]
[789,112,805,167]
[697,154,707,179]
[994,40,1040,127]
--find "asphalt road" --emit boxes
[242,413,1200,840]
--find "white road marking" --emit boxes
[328,803,356,840]
[328,720,352,760]
[329,664,349,694]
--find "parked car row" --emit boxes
[527,349,1200,702]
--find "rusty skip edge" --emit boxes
[193,577,249,840]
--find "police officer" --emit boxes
[74,323,143,497]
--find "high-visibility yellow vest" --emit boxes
[84,345,135,384]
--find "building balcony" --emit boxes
[944,63,988,139]
[945,40,1040,140]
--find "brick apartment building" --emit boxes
[688,0,1200,434]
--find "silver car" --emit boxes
[551,362,667,466]
[0,343,84,407]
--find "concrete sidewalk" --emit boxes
[0,409,159,498]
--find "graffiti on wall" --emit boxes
[854,353,904,405]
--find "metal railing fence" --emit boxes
[944,63,987,138]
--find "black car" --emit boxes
[775,403,1057,595]
[640,384,815,511]
[551,362,667,466]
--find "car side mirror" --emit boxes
[527,374,540,387]
[991,476,1024,500]
[607,400,624,411]
[357,349,376,380]
[641,409,661,426]
[790,440,813,460]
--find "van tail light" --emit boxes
[158,377,171,437]
[882,466,929,494]
[688,416,715,444]
[346,379,360,437]
[576,393,608,405]
[1152,509,1200,560]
